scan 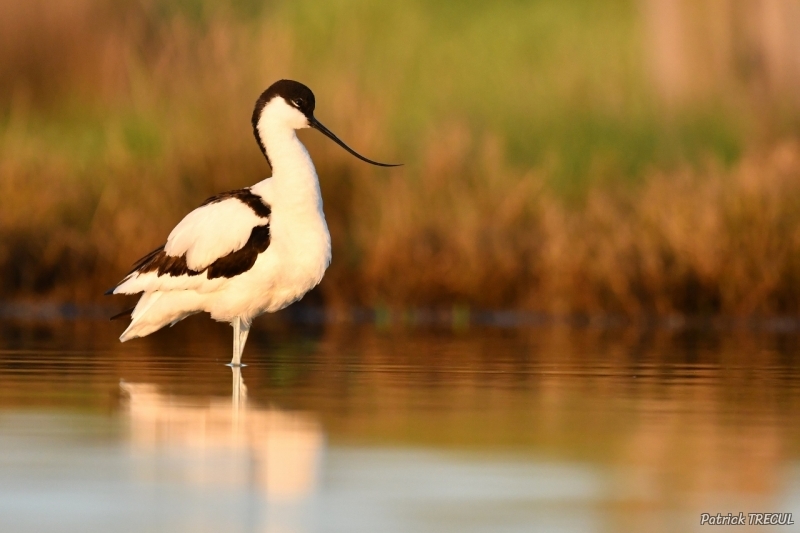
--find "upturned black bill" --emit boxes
[309,117,401,167]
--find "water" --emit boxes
[1,314,800,532]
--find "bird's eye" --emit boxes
[293,98,304,108]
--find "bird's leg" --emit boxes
[230,316,242,366]
[237,319,251,365]
[229,316,251,367]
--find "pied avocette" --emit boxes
[107,80,399,366]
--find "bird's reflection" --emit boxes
[232,365,246,414]
[119,368,324,503]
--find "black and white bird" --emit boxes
[107,79,399,366]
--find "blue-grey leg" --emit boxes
[230,316,251,367]
[238,319,250,364]
[231,317,241,366]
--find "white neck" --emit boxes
[250,123,322,212]
[246,98,332,284]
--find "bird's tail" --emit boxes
[119,291,204,342]
[120,292,164,342]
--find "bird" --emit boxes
[107,79,399,366]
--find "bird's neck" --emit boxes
[251,127,322,210]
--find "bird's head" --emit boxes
[252,79,400,168]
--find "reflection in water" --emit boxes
[120,367,323,507]
[2,319,800,531]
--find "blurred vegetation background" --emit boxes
[2,0,800,315]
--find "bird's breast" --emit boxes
[267,206,331,284]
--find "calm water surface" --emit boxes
[1,314,800,532]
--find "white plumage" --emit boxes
[108,80,398,365]
[166,198,266,271]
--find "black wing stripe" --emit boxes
[207,225,271,279]
[138,249,203,278]
[201,189,271,219]
[127,245,165,275]
[113,223,271,290]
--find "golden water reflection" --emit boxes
[2,319,800,531]
[120,367,324,503]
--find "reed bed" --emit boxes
[1,0,799,316]
[343,134,800,316]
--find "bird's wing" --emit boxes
[109,187,272,295]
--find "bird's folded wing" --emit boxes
[166,197,266,271]
[110,191,271,295]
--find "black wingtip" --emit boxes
[110,307,135,321]
[104,287,116,296]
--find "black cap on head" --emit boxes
[252,79,401,168]
[253,79,316,122]
[252,80,315,166]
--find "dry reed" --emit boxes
[2,0,800,316]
